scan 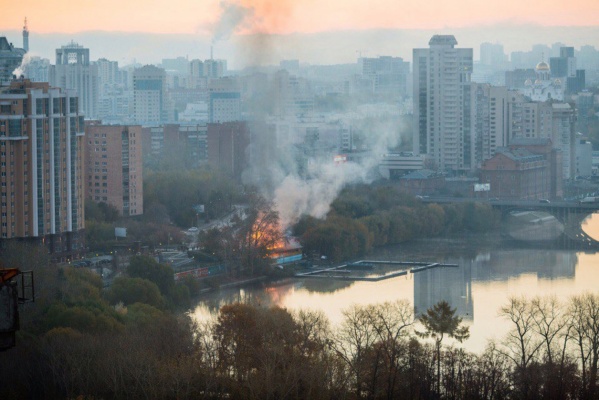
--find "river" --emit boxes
[191,213,599,354]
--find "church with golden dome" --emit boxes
[522,59,564,101]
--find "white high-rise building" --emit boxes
[413,35,473,172]
[49,42,99,119]
[208,77,241,123]
[133,65,168,124]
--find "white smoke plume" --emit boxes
[274,161,368,230]
[258,116,409,230]
[12,53,34,79]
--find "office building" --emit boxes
[0,37,25,86]
[0,79,85,260]
[84,123,143,216]
[208,78,241,123]
[413,35,473,172]
[49,42,99,118]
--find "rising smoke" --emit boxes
[12,53,34,79]
[212,1,255,43]
[269,117,407,230]
[210,1,409,230]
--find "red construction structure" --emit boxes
[0,269,34,351]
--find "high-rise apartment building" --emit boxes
[49,42,99,119]
[140,124,207,168]
[480,43,506,68]
[133,65,168,124]
[207,122,249,181]
[575,91,595,135]
[413,35,473,172]
[84,123,143,216]
[509,100,575,180]
[0,79,85,260]
[549,47,585,93]
[188,59,207,89]
[272,70,314,117]
[470,84,511,167]
[95,58,119,92]
[359,56,410,96]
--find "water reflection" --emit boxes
[191,237,594,354]
[506,211,563,241]
[414,262,473,320]
[582,213,599,240]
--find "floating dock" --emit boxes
[296,260,459,281]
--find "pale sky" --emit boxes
[3,0,599,35]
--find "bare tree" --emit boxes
[568,293,599,400]
[498,297,544,370]
[368,300,414,399]
[334,304,380,397]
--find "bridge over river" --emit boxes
[421,197,599,248]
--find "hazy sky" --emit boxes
[3,1,599,68]
[4,0,599,35]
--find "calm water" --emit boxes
[191,214,599,354]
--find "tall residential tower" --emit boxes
[413,35,473,172]
[0,79,86,260]
[49,42,99,119]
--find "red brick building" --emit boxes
[207,122,250,181]
[84,123,143,216]
[480,137,563,200]
[398,169,445,196]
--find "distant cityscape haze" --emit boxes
[2,0,599,68]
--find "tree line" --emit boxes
[3,243,599,399]
[295,185,500,261]
[84,166,242,252]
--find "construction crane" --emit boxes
[0,269,34,351]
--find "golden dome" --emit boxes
[536,61,550,71]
